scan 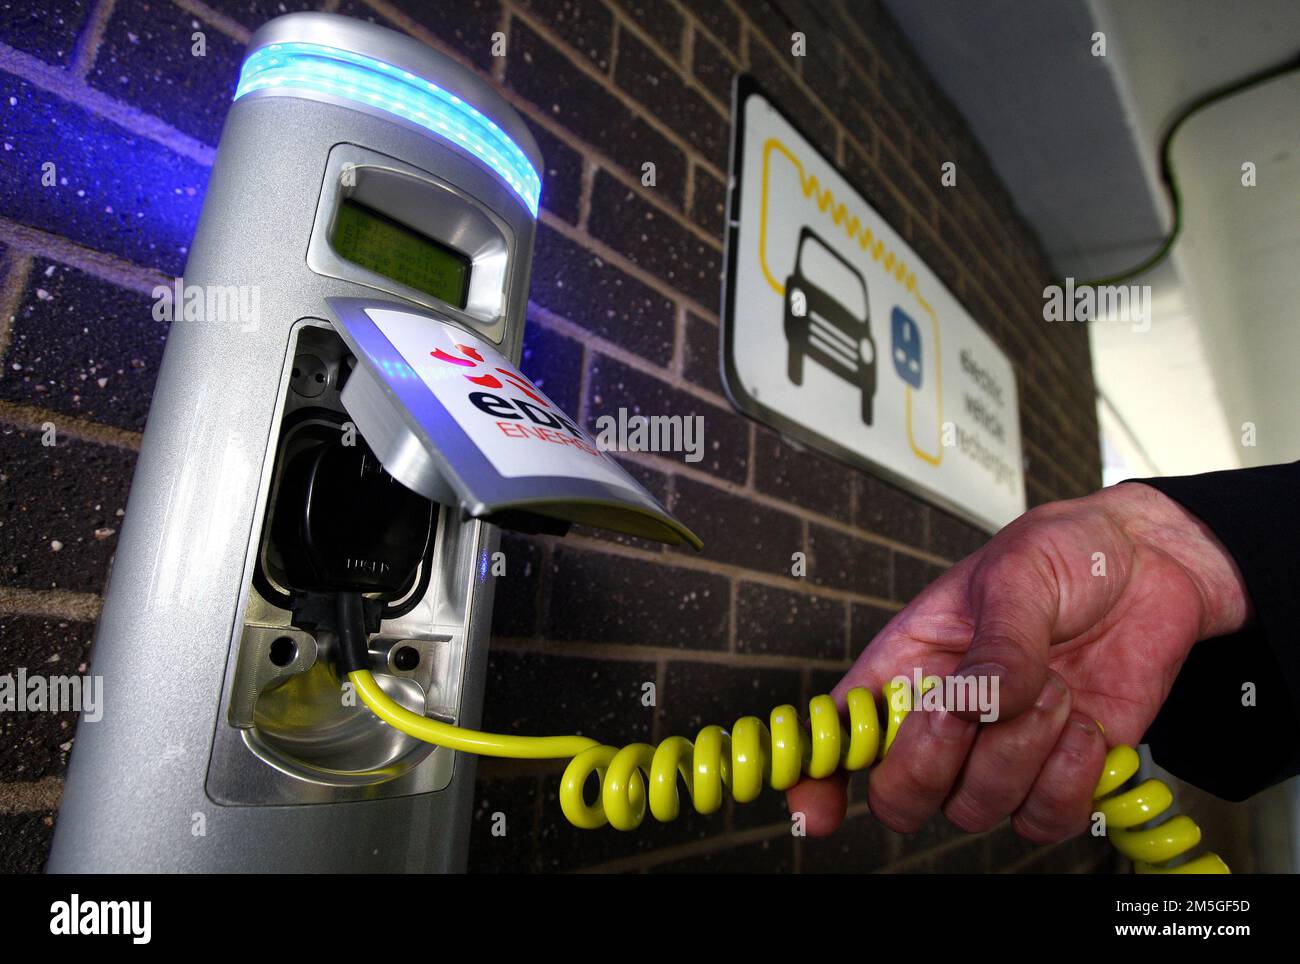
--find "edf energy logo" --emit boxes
[431,342,548,401]
[429,341,598,456]
[365,305,645,494]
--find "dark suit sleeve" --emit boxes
[1130,461,1300,801]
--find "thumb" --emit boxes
[785,773,847,837]
[953,550,1057,722]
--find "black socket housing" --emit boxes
[271,430,435,600]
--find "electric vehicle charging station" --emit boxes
[47,12,696,873]
[30,9,1237,881]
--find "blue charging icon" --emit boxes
[891,306,923,390]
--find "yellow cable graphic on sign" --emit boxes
[759,137,943,466]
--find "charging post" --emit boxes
[49,13,695,872]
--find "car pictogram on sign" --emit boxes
[783,226,877,425]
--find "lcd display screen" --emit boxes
[331,199,471,309]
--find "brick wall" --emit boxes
[0,0,1106,873]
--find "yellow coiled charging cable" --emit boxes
[348,669,1229,873]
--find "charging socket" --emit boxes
[208,320,470,805]
[258,411,435,616]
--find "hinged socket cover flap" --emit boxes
[328,297,702,549]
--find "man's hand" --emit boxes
[787,482,1251,841]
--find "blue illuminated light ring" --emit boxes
[233,42,541,217]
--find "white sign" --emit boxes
[723,81,1026,530]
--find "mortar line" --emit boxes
[576,814,792,873]
[830,0,888,81]
[739,5,884,156]
[375,0,729,188]
[675,7,693,68]
[0,400,143,451]
[1000,836,1076,874]
[682,158,697,224]
[354,1,734,255]
[726,573,737,654]
[0,253,35,363]
[488,635,855,673]
[427,278,849,403]
[536,212,721,321]
[574,338,592,427]
[674,29,743,122]
[679,0,742,63]
[0,777,64,815]
[651,658,666,743]
[575,519,937,593]
[576,157,597,232]
[174,0,254,44]
[512,0,729,146]
[0,218,172,295]
[443,72,728,253]
[743,420,756,488]
[558,150,724,251]
[841,567,852,661]
[513,525,922,606]
[71,0,116,79]
[0,586,103,622]
[604,0,728,127]
[0,41,217,165]
[491,0,510,82]
[878,827,994,874]
[737,8,751,68]
[607,17,620,77]
[669,301,686,376]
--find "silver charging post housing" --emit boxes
[50,13,545,872]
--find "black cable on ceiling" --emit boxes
[1076,49,1300,289]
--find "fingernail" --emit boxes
[1034,673,1068,711]
[956,662,1006,684]
[1062,718,1098,753]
